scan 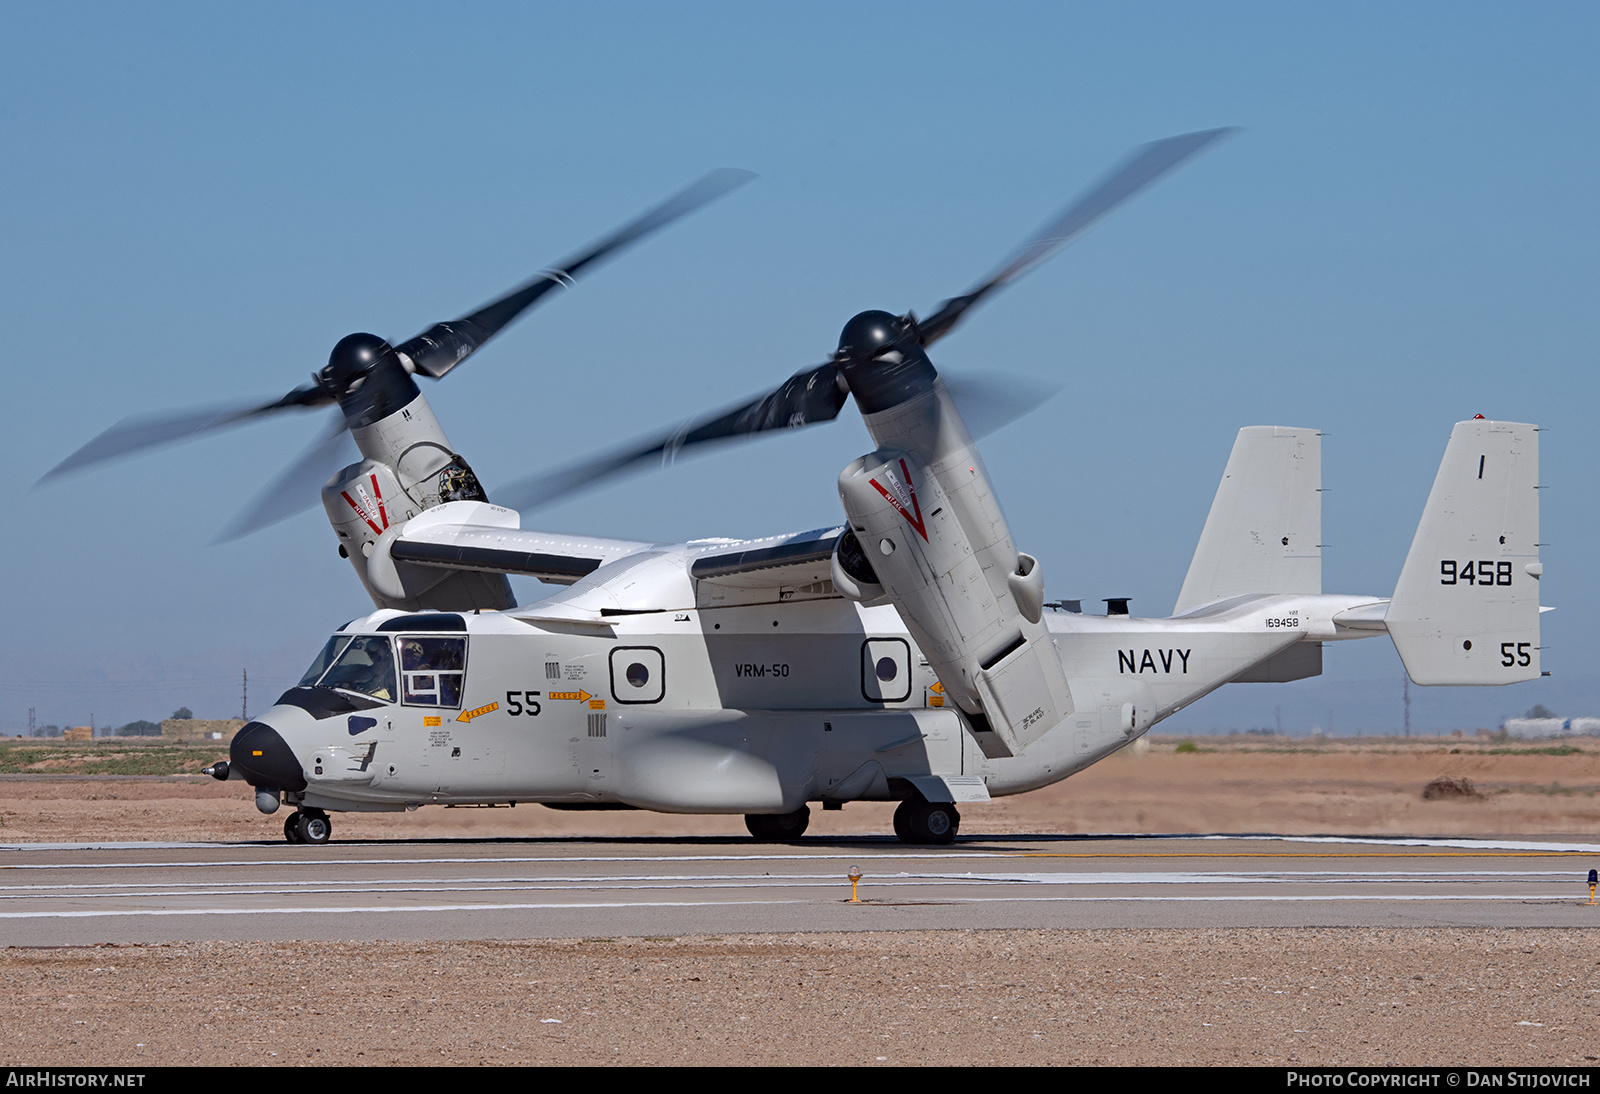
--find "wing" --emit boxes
[391,517,654,586]
[687,525,844,590]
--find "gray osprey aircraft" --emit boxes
[49,132,1546,846]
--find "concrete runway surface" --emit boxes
[3,833,1599,946]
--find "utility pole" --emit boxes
[242,668,248,722]
[1403,676,1411,739]
[27,708,35,737]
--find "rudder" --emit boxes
[1174,426,1321,614]
[1387,419,1541,685]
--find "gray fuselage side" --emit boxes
[277,576,1369,815]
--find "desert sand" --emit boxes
[4,735,1598,1066]
[3,735,1597,843]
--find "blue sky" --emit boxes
[3,2,1595,733]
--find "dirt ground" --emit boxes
[3,736,1597,843]
[4,736,1599,1066]
[3,929,1598,1067]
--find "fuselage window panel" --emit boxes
[398,636,468,708]
[861,637,912,703]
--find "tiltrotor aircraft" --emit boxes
[47,132,1546,845]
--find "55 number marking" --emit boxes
[1441,560,1512,587]
[1500,642,1533,668]
[505,690,543,716]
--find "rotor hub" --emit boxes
[834,310,937,415]
[320,333,398,394]
[836,310,916,362]
[320,332,421,429]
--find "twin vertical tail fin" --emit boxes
[1174,426,1322,615]
[1387,419,1541,685]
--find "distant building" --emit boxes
[1499,717,1600,739]
[160,719,245,743]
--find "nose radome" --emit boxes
[230,721,308,793]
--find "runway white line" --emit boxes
[0,870,1568,895]
[7,851,1594,876]
[0,879,965,900]
[0,852,1009,871]
[0,868,1578,898]
[0,899,813,920]
[5,834,1597,858]
[1226,835,1600,854]
[0,892,1581,921]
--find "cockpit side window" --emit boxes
[398,637,468,708]
[317,636,397,702]
[298,635,353,687]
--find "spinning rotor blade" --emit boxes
[916,127,1235,347]
[37,384,330,483]
[940,371,1062,440]
[396,168,757,380]
[214,409,358,542]
[492,130,1225,510]
[493,361,846,511]
[492,368,1051,512]
[41,166,753,536]
[493,130,1224,511]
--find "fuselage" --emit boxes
[234,544,1385,817]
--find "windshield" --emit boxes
[298,635,353,687]
[316,635,397,702]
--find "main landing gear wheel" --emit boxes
[893,800,960,845]
[288,809,332,845]
[744,805,811,842]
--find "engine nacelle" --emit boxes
[835,380,1072,755]
[321,390,514,613]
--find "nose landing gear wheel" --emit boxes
[288,809,332,845]
[744,805,811,841]
[893,800,960,845]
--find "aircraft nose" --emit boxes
[230,720,308,793]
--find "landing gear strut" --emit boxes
[284,808,332,845]
[744,805,810,841]
[893,800,960,845]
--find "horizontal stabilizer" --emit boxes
[1387,419,1540,685]
[1232,641,1323,683]
[1174,426,1321,614]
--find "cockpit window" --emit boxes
[316,635,397,702]
[398,637,468,708]
[298,635,353,687]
